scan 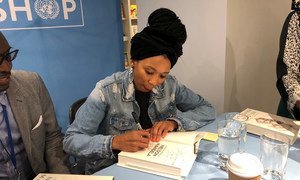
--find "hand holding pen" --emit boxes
[111,130,150,152]
[110,112,150,152]
[132,112,151,140]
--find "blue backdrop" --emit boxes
[0,0,124,132]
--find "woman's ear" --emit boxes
[131,60,136,68]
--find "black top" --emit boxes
[276,11,300,119]
[135,90,153,129]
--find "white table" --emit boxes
[94,114,300,179]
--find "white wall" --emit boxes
[137,0,227,115]
[137,0,291,115]
[225,0,291,114]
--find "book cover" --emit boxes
[130,5,137,19]
[117,131,205,179]
[236,108,300,144]
[34,173,114,180]
[131,25,138,36]
[121,2,125,19]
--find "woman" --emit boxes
[63,8,215,174]
[276,8,300,120]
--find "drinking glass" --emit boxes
[260,132,290,180]
[225,112,248,152]
[217,119,241,171]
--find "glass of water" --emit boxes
[217,119,241,171]
[225,112,248,152]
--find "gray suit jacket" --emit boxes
[6,70,70,174]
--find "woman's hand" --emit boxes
[112,130,150,152]
[150,120,178,142]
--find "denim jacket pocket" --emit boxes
[157,101,177,120]
[110,115,134,131]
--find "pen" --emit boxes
[132,112,143,130]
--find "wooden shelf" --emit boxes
[121,0,138,69]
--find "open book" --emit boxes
[117,131,205,179]
[235,108,300,144]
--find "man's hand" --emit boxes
[112,130,150,152]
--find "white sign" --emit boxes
[0,0,84,30]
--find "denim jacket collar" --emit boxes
[121,69,165,102]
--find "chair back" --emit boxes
[69,97,87,124]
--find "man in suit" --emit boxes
[0,32,70,179]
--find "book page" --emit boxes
[118,134,198,178]
[119,140,195,168]
[118,140,196,178]
[162,131,205,145]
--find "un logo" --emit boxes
[34,0,60,19]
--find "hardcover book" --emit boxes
[130,5,137,19]
[34,173,114,180]
[117,131,205,179]
[235,108,300,144]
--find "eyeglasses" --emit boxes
[0,48,19,65]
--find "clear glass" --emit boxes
[225,112,238,121]
[224,112,248,152]
[260,133,290,180]
[217,119,241,171]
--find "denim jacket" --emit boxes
[63,69,215,174]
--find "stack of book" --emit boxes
[235,108,300,144]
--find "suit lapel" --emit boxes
[6,75,32,157]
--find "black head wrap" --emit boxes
[130,8,187,68]
[0,32,10,55]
